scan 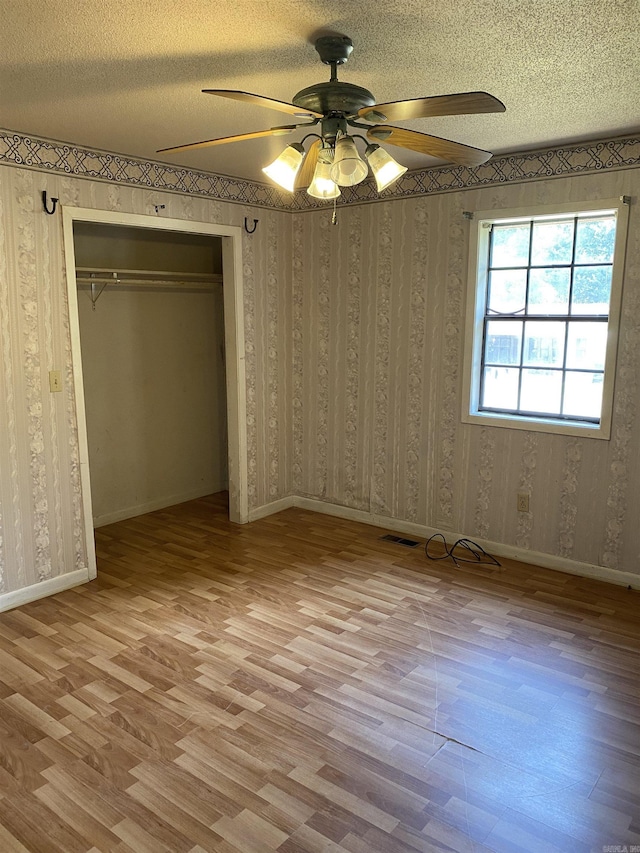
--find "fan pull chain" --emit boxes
[331,197,338,225]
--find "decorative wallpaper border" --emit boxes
[313,134,640,210]
[2,127,639,212]
[0,130,291,211]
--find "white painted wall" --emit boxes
[77,282,228,526]
[73,221,223,275]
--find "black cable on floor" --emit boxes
[425,533,501,569]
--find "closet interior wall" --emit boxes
[74,223,228,527]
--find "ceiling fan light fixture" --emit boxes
[161,37,505,188]
[365,144,408,192]
[307,150,341,199]
[330,135,369,187]
[262,142,305,192]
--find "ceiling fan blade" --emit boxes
[203,89,323,118]
[367,125,493,167]
[359,91,505,122]
[157,125,297,154]
[296,139,321,189]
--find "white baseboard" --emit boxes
[0,567,91,613]
[93,485,227,527]
[3,498,634,615]
[294,496,373,525]
[248,496,295,521]
[249,495,638,590]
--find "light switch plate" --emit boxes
[49,370,62,393]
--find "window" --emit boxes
[462,198,629,438]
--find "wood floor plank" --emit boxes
[0,492,639,852]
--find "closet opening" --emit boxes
[63,209,248,579]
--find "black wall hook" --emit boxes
[42,191,59,215]
[244,217,258,234]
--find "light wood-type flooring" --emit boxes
[0,493,639,853]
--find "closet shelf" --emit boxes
[76,267,223,309]
[75,267,223,287]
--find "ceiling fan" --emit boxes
[158,35,505,199]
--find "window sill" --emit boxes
[462,409,610,439]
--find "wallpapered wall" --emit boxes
[1,140,640,603]
[291,169,640,577]
[0,165,292,597]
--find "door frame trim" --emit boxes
[62,208,248,579]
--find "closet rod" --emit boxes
[76,266,222,284]
[77,278,221,291]
[77,271,222,309]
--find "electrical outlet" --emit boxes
[49,370,62,393]
[517,492,530,513]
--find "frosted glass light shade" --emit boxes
[330,136,368,187]
[307,157,341,199]
[262,143,305,192]
[365,144,407,192]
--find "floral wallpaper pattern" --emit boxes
[0,183,18,592]
[515,433,537,551]
[292,216,304,495]
[0,165,288,597]
[435,195,465,531]
[291,169,640,579]
[2,125,640,601]
[558,439,582,559]
[266,215,280,499]
[475,428,495,541]
[371,204,393,517]
[602,221,640,570]
[16,170,53,582]
[315,214,332,500]
[404,201,428,524]
[344,206,363,510]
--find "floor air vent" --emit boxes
[380,534,421,548]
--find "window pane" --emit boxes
[575,216,616,264]
[566,322,607,370]
[523,321,565,367]
[520,369,562,414]
[571,266,612,315]
[490,224,530,268]
[485,320,522,365]
[472,203,626,433]
[528,268,570,314]
[482,366,519,410]
[562,372,603,419]
[487,269,527,313]
[531,219,574,265]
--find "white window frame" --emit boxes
[462,197,629,439]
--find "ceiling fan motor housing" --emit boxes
[293,82,376,117]
[297,35,375,117]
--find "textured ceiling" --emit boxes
[2,1,639,184]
